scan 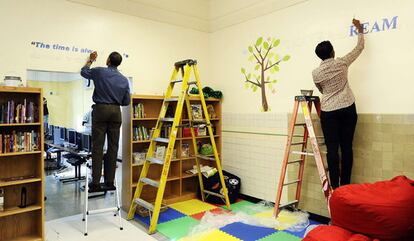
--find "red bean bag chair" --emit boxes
[303,225,379,241]
[329,176,414,241]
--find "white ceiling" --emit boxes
[67,0,308,32]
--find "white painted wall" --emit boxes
[0,0,210,95]
[209,0,414,114]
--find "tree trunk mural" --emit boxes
[241,37,290,112]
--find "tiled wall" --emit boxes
[290,114,414,217]
[221,112,287,202]
[222,112,414,218]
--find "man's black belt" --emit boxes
[95,103,120,106]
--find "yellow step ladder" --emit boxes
[127,59,231,234]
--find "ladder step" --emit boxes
[306,149,327,154]
[294,123,306,126]
[283,179,301,186]
[147,157,164,165]
[134,198,154,212]
[188,81,197,85]
[203,189,225,198]
[288,159,302,164]
[153,137,169,143]
[191,120,208,124]
[291,141,306,145]
[87,207,119,215]
[165,98,178,102]
[171,80,183,83]
[291,151,314,156]
[196,154,216,161]
[160,118,174,122]
[279,200,299,208]
[140,177,160,188]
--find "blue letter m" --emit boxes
[383,16,398,30]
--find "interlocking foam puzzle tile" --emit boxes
[254,209,274,218]
[284,219,321,238]
[257,231,302,241]
[157,216,200,240]
[221,200,261,215]
[170,199,218,215]
[179,230,242,241]
[191,207,231,220]
[220,222,277,241]
[135,207,186,226]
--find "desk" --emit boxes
[45,141,91,183]
[45,140,64,170]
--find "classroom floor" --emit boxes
[44,161,169,240]
[135,199,320,241]
[45,160,318,241]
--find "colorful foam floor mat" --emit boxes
[135,199,321,241]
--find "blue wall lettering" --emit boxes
[30,41,129,58]
[350,16,398,36]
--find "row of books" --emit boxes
[133,146,183,165]
[0,99,38,124]
[160,125,172,138]
[133,103,145,119]
[0,131,41,154]
[133,126,154,141]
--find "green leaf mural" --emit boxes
[283,55,291,61]
[256,37,263,47]
[241,36,291,111]
[263,41,269,50]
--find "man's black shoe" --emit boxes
[88,183,103,193]
[101,182,116,191]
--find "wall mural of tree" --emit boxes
[241,37,290,112]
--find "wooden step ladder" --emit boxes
[127,59,231,234]
[274,95,333,217]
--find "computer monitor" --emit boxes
[68,129,77,146]
[53,126,63,145]
[65,128,70,142]
[49,125,54,136]
[60,127,66,141]
[82,134,92,152]
[75,132,82,150]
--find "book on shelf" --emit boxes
[206,104,217,119]
[133,125,151,141]
[0,188,4,212]
[133,103,145,118]
[190,104,203,120]
[0,131,40,154]
[197,124,207,136]
[155,146,166,159]
[152,147,176,160]
[160,125,172,138]
[186,165,217,178]
[133,150,147,165]
[181,144,190,158]
[0,99,38,124]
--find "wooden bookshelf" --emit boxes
[122,94,222,211]
[0,86,44,241]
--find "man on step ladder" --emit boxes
[127,59,231,234]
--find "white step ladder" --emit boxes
[82,162,123,236]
